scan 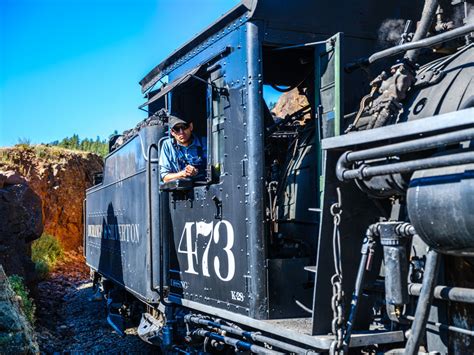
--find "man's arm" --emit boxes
[159,141,176,181]
[162,165,198,182]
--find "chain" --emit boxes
[330,188,346,355]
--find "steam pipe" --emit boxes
[185,315,318,354]
[370,281,474,305]
[192,329,283,355]
[346,23,474,72]
[408,283,474,304]
[337,151,474,181]
[405,315,474,337]
[405,0,439,62]
[404,249,441,355]
[343,127,474,163]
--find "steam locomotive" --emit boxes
[84,0,474,353]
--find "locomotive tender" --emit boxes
[85,0,474,353]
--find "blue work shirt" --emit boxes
[159,135,207,181]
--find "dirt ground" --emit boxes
[34,250,157,354]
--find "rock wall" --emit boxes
[0,171,43,283]
[0,146,103,250]
[0,265,39,354]
[271,88,310,119]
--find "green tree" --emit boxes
[49,133,111,158]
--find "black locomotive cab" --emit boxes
[85,0,474,353]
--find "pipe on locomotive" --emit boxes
[343,127,474,163]
[405,315,474,337]
[404,250,441,355]
[192,329,283,355]
[371,280,474,304]
[339,150,474,181]
[345,22,474,72]
[404,0,439,63]
[408,283,474,304]
[185,315,319,355]
[336,126,474,181]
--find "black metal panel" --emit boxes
[166,24,256,317]
[250,0,422,40]
[86,126,167,303]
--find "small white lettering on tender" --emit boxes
[231,291,245,302]
[87,223,140,244]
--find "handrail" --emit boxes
[147,143,159,294]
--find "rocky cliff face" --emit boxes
[0,146,103,250]
[0,171,43,283]
[271,88,310,119]
[0,265,39,354]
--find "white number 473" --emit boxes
[177,220,235,282]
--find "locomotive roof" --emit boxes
[139,0,251,93]
[140,0,422,93]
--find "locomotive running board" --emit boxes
[170,297,404,351]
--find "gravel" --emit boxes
[34,251,157,354]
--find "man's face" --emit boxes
[171,122,193,145]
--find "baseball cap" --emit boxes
[168,115,188,128]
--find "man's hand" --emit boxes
[184,165,198,177]
[163,165,199,182]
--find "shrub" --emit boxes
[8,275,36,324]
[31,233,63,277]
[33,145,49,159]
[0,150,12,164]
[34,260,50,280]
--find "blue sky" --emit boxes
[0,0,242,147]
